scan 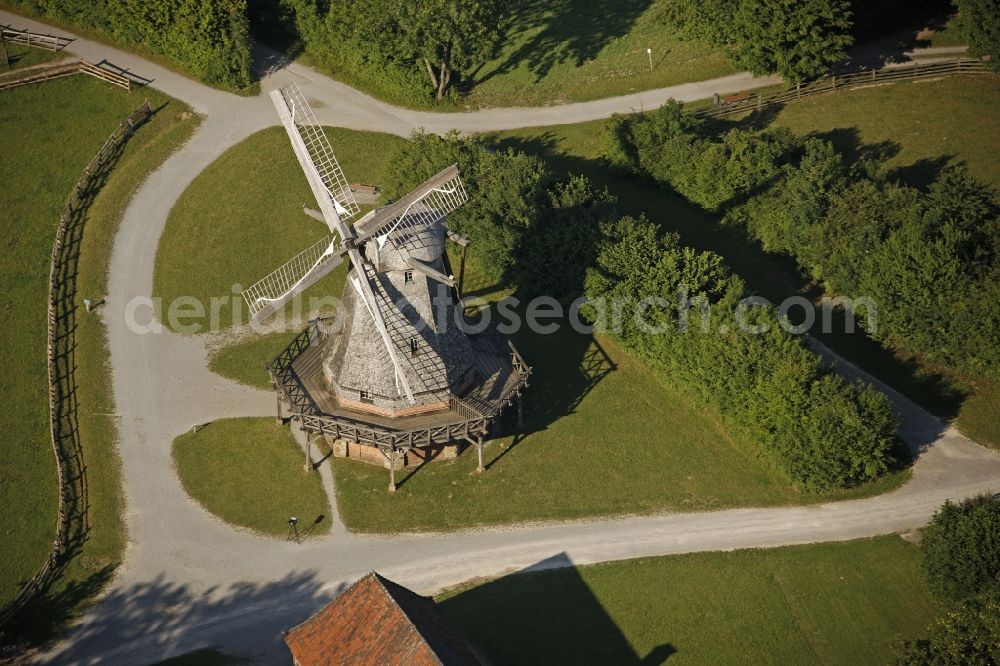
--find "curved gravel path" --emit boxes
[3,11,996,665]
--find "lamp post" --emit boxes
[288,516,300,543]
[647,48,653,72]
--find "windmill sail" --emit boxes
[256,82,416,404]
[273,84,360,227]
[355,164,468,252]
[242,236,344,321]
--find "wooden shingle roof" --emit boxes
[283,572,481,666]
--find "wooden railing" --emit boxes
[693,57,994,120]
[0,58,131,92]
[1,24,72,52]
[269,320,530,452]
[0,100,152,631]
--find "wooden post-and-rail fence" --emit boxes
[1,24,72,52]
[0,99,152,632]
[695,57,995,120]
[0,58,132,92]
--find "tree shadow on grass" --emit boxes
[21,571,342,665]
[473,0,653,87]
[439,552,676,665]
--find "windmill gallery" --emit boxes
[240,83,531,491]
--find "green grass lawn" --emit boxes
[0,76,197,635]
[1,43,67,71]
[152,127,407,334]
[332,328,908,533]
[484,74,1000,448]
[172,418,330,536]
[437,536,939,665]
[461,0,736,108]
[208,331,299,390]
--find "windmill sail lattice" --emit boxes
[241,236,342,321]
[277,83,360,224]
[356,165,468,253]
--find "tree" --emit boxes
[921,494,1000,602]
[658,0,854,82]
[355,0,508,100]
[732,0,854,81]
[954,0,1000,70]
[894,583,1000,664]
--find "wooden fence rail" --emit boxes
[1,24,72,52]
[0,58,131,92]
[693,57,994,119]
[0,99,152,632]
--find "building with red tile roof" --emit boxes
[283,572,481,665]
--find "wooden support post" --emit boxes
[517,395,525,430]
[796,82,801,98]
[458,243,468,299]
[476,436,484,473]
[1,32,8,68]
[275,389,283,425]
[388,448,397,492]
[304,435,312,472]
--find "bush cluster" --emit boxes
[584,216,897,491]
[895,494,1000,664]
[603,102,1000,381]
[9,0,252,89]
[282,0,506,104]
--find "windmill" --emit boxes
[248,83,530,490]
[244,83,470,406]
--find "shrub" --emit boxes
[954,0,1000,70]
[894,585,1000,665]
[584,215,897,490]
[383,132,616,299]
[920,494,1000,602]
[657,0,854,81]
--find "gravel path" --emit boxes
[3,11,995,665]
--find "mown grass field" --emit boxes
[486,74,1000,448]
[152,127,406,334]
[462,0,735,108]
[172,418,330,536]
[438,536,939,665]
[0,76,197,633]
[0,42,66,71]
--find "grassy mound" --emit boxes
[438,536,939,664]
[0,75,197,628]
[172,418,330,537]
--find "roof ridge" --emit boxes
[371,573,446,666]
